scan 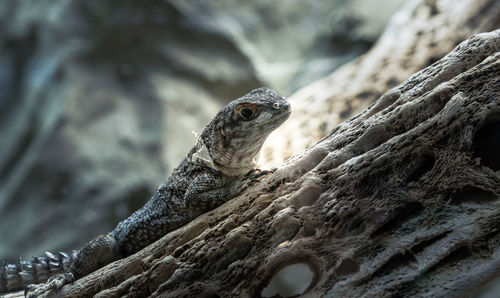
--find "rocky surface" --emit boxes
[0,0,405,261]
[13,28,498,298]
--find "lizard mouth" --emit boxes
[256,108,290,129]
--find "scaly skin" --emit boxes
[0,87,290,296]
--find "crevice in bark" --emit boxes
[410,231,450,255]
[371,251,418,279]
[407,152,435,183]
[472,115,500,171]
[448,186,497,205]
[371,202,425,238]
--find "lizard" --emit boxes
[0,87,290,297]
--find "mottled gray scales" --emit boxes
[0,87,290,296]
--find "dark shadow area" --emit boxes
[449,186,497,205]
[472,117,500,171]
[407,153,435,182]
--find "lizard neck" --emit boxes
[213,156,257,177]
[190,136,258,177]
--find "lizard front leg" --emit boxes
[25,234,122,297]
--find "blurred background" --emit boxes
[0,0,406,261]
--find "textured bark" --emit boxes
[260,0,500,167]
[6,28,498,298]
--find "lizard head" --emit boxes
[196,87,290,176]
[229,87,291,135]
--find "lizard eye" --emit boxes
[240,107,254,119]
[236,104,257,120]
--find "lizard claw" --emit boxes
[24,272,74,297]
[242,168,275,187]
[245,168,274,180]
[244,168,260,177]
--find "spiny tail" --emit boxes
[0,250,78,293]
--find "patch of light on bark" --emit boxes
[261,263,313,297]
